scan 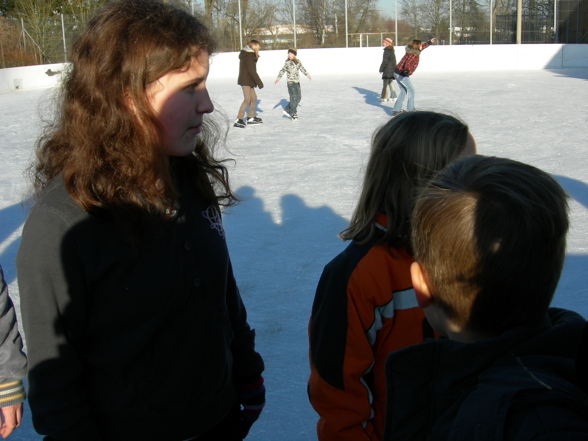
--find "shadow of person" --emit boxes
[551,175,588,316]
[272,98,293,118]
[353,87,393,116]
[0,201,30,284]
[255,99,264,118]
[554,175,588,211]
[222,185,279,297]
[223,190,350,439]
[222,187,349,332]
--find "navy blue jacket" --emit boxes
[383,308,588,441]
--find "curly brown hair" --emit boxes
[33,0,236,226]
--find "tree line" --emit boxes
[0,0,561,68]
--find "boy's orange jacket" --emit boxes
[308,224,433,441]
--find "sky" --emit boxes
[1,68,588,440]
[378,0,396,19]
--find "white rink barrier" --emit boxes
[1,44,587,93]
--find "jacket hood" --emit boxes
[239,45,256,60]
[405,46,421,55]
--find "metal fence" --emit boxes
[1,0,586,69]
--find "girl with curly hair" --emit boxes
[17,1,264,440]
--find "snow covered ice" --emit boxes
[1,67,588,440]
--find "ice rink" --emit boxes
[1,67,588,440]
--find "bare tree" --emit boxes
[401,0,424,38]
[243,0,278,39]
[299,0,330,44]
[420,0,448,38]
[13,0,62,63]
[347,0,379,33]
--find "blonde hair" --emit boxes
[248,40,261,60]
[340,111,469,249]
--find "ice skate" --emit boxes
[247,116,262,124]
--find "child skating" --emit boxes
[275,48,311,121]
[235,40,264,128]
[392,37,436,116]
[379,37,397,102]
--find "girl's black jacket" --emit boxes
[17,176,264,441]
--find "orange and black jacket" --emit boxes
[308,220,433,441]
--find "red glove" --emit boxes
[237,376,266,437]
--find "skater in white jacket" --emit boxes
[275,48,311,121]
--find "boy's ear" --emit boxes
[411,261,433,308]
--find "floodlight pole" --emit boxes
[553,0,557,43]
[238,0,243,49]
[516,0,522,43]
[449,0,453,44]
[394,0,398,46]
[345,0,349,47]
[293,0,297,47]
[489,0,493,44]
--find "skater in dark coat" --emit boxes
[379,38,397,102]
[235,40,264,128]
[16,2,265,440]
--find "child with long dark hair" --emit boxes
[275,48,311,121]
[17,2,264,440]
[308,111,476,441]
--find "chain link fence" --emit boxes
[1,0,586,69]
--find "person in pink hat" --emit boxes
[379,38,397,103]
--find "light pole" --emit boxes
[293,0,297,47]
[345,0,349,47]
[489,0,493,44]
[449,0,453,44]
[553,0,557,43]
[238,0,243,49]
[516,0,522,44]
[395,0,398,46]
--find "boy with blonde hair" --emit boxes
[383,155,588,440]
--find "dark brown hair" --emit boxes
[33,0,235,227]
[340,111,470,249]
[412,155,569,335]
[409,40,422,50]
